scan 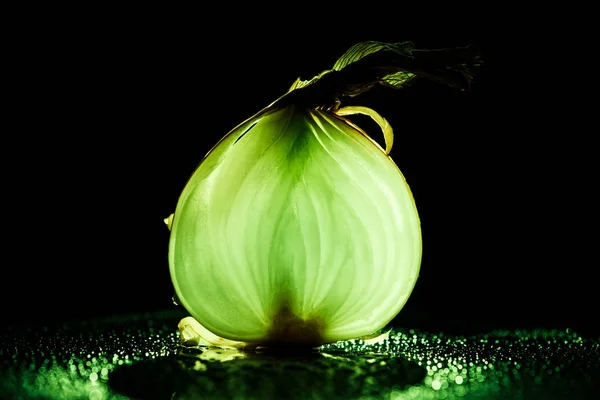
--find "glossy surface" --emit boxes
[2,311,598,399]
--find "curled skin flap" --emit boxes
[164,213,174,230]
[357,328,392,345]
[334,106,393,155]
[178,317,257,349]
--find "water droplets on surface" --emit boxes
[1,310,599,399]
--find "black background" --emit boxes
[4,6,594,336]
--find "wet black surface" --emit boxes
[1,310,599,399]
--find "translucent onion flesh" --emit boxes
[168,104,422,346]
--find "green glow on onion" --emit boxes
[167,40,481,347]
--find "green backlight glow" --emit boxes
[2,313,598,399]
[166,40,482,347]
[168,105,421,346]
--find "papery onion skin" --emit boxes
[168,104,421,346]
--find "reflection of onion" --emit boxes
[167,102,421,347]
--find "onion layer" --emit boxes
[168,104,421,346]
